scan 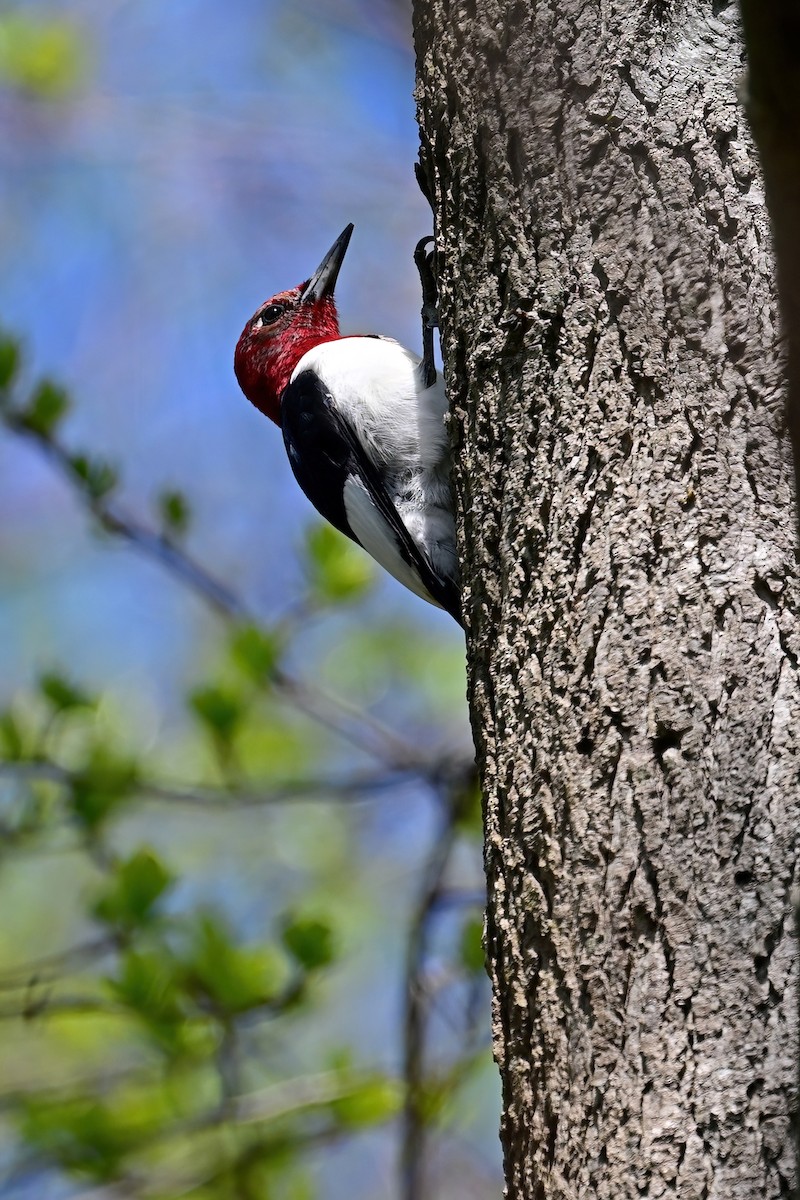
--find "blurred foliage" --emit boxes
[0,332,490,1199]
[229,624,282,685]
[158,489,192,540]
[0,12,88,98]
[305,522,375,604]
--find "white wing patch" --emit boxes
[343,476,441,609]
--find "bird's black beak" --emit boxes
[300,224,354,303]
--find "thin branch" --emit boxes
[29,1119,354,1200]
[0,993,127,1022]
[400,785,463,1200]
[15,424,248,621]
[122,1121,353,1200]
[2,415,443,772]
[200,1068,390,1131]
[0,935,116,993]
[0,757,419,808]
[0,1063,143,1111]
[268,665,439,771]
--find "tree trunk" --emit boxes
[414,3,800,1197]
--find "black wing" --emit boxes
[280,369,461,624]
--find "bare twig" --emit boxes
[8,422,248,621]
[0,993,127,1022]
[2,415,445,772]
[400,788,461,1200]
[0,935,116,993]
[0,757,418,808]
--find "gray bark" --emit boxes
[413,2,800,1197]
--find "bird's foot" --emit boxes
[414,235,438,388]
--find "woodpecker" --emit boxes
[234,224,461,624]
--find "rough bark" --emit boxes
[413,2,800,1197]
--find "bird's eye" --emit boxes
[257,303,286,327]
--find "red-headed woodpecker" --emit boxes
[234,225,461,624]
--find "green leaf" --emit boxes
[229,624,280,684]
[158,489,191,538]
[69,747,138,830]
[69,454,118,502]
[18,379,69,437]
[237,712,315,779]
[111,948,183,1026]
[305,523,374,603]
[0,334,20,391]
[0,709,25,760]
[93,849,173,929]
[331,1076,402,1127]
[281,912,337,971]
[183,916,289,1014]
[458,915,485,974]
[189,685,244,743]
[0,14,87,98]
[39,670,93,713]
[18,1098,127,1180]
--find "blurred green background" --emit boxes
[0,3,498,1198]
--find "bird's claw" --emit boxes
[414,235,438,388]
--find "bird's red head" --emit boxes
[234,224,353,424]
